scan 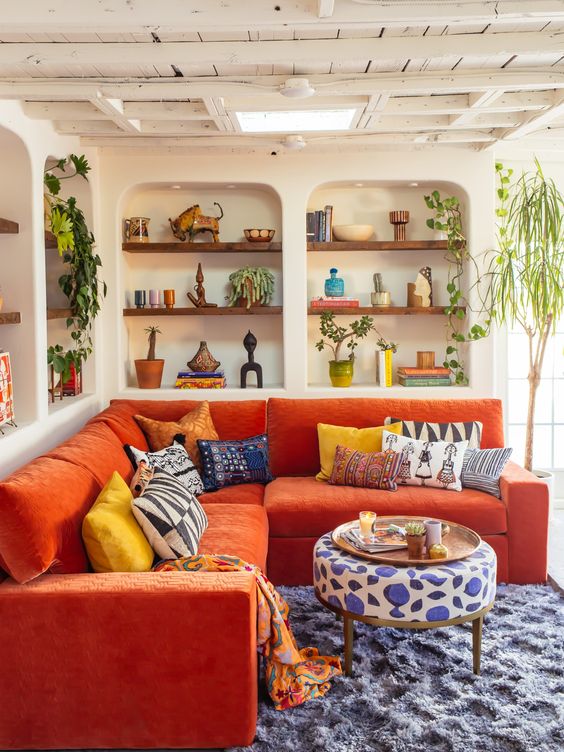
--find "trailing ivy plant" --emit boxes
[424,190,489,384]
[45,155,106,382]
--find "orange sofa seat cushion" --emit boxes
[0,457,100,583]
[45,421,133,486]
[199,503,269,571]
[265,476,507,539]
[90,398,267,449]
[267,398,504,477]
[199,483,265,506]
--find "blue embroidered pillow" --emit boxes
[197,434,273,492]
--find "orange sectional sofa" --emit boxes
[0,397,549,750]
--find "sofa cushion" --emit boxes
[264,476,507,538]
[197,434,273,491]
[385,417,483,449]
[90,399,267,449]
[0,457,100,583]
[199,504,269,571]
[125,440,204,496]
[45,421,133,486]
[199,483,265,506]
[267,398,505,477]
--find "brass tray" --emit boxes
[331,515,481,566]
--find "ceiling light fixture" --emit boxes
[279,78,316,99]
[282,135,307,151]
[170,184,181,189]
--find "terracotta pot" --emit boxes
[134,359,164,389]
[406,534,425,559]
[238,279,263,308]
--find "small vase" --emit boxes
[187,341,221,372]
[329,360,353,388]
[324,268,344,297]
[371,291,391,306]
[406,535,425,559]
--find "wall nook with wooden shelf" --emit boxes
[308,306,463,316]
[0,312,21,325]
[0,217,19,234]
[121,181,284,391]
[307,240,447,252]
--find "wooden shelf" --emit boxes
[45,231,58,249]
[308,306,464,316]
[0,218,19,234]
[0,312,21,324]
[123,306,283,317]
[307,240,447,252]
[123,241,282,253]
[47,308,73,320]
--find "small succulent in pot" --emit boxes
[404,521,427,559]
[404,521,426,537]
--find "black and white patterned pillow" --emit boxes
[461,447,513,498]
[384,417,482,449]
[124,439,204,497]
[132,469,208,560]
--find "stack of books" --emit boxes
[310,296,359,309]
[174,370,226,389]
[306,205,333,242]
[398,366,452,387]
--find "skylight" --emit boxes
[235,109,357,133]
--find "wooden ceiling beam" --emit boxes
[500,90,564,138]
[2,33,564,68]
[2,1,563,32]
[89,93,141,132]
[317,0,335,19]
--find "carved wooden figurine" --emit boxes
[169,203,223,242]
[187,263,217,308]
[240,330,263,389]
[407,266,433,307]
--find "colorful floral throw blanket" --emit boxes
[154,554,342,710]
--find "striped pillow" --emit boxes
[384,417,482,449]
[132,469,208,560]
[461,447,513,498]
[329,446,402,491]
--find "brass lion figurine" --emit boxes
[169,203,224,242]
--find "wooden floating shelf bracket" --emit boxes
[0,312,21,324]
[123,241,282,253]
[123,306,283,317]
[47,308,73,320]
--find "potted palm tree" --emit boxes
[488,160,564,502]
[135,326,164,388]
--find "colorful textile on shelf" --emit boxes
[154,554,342,710]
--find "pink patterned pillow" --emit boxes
[329,445,402,491]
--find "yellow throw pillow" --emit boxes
[316,422,403,482]
[82,471,154,573]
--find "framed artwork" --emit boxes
[0,351,16,432]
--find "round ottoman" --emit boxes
[313,532,497,676]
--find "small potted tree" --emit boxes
[135,326,164,389]
[315,311,374,387]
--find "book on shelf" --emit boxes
[307,205,334,242]
[376,349,393,387]
[324,205,333,242]
[310,296,360,308]
[306,212,316,242]
[175,377,226,389]
[397,367,450,376]
[177,370,224,378]
[399,377,452,387]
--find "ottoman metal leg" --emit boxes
[344,615,354,676]
[472,615,483,675]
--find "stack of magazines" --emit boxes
[342,525,407,553]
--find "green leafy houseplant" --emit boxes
[315,312,375,387]
[424,191,488,384]
[45,155,106,382]
[226,266,275,309]
[484,160,564,471]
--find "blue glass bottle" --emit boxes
[324,268,344,297]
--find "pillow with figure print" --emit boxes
[381,430,468,492]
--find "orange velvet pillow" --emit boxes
[134,401,218,472]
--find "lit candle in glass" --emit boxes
[359,510,376,538]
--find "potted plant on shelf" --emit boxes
[135,326,164,389]
[404,521,426,559]
[44,154,106,385]
[485,160,564,498]
[226,266,275,309]
[315,311,374,387]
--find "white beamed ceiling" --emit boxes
[3,0,564,152]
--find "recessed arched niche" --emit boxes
[306,179,470,390]
[0,125,35,427]
[119,182,284,393]
[44,155,96,405]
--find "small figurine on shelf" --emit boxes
[240,330,263,389]
[407,266,432,307]
[124,217,150,243]
[187,263,217,308]
[169,203,223,242]
[324,268,344,298]
[187,341,221,372]
[371,273,391,307]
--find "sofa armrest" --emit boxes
[0,571,258,749]
[499,461,549,584]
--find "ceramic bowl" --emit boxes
[244,228,276,242]
[332,224,374,242]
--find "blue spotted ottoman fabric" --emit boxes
[313,533,496,623]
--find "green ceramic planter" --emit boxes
[329,360,354,388]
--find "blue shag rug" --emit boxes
[230,584,564,752]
